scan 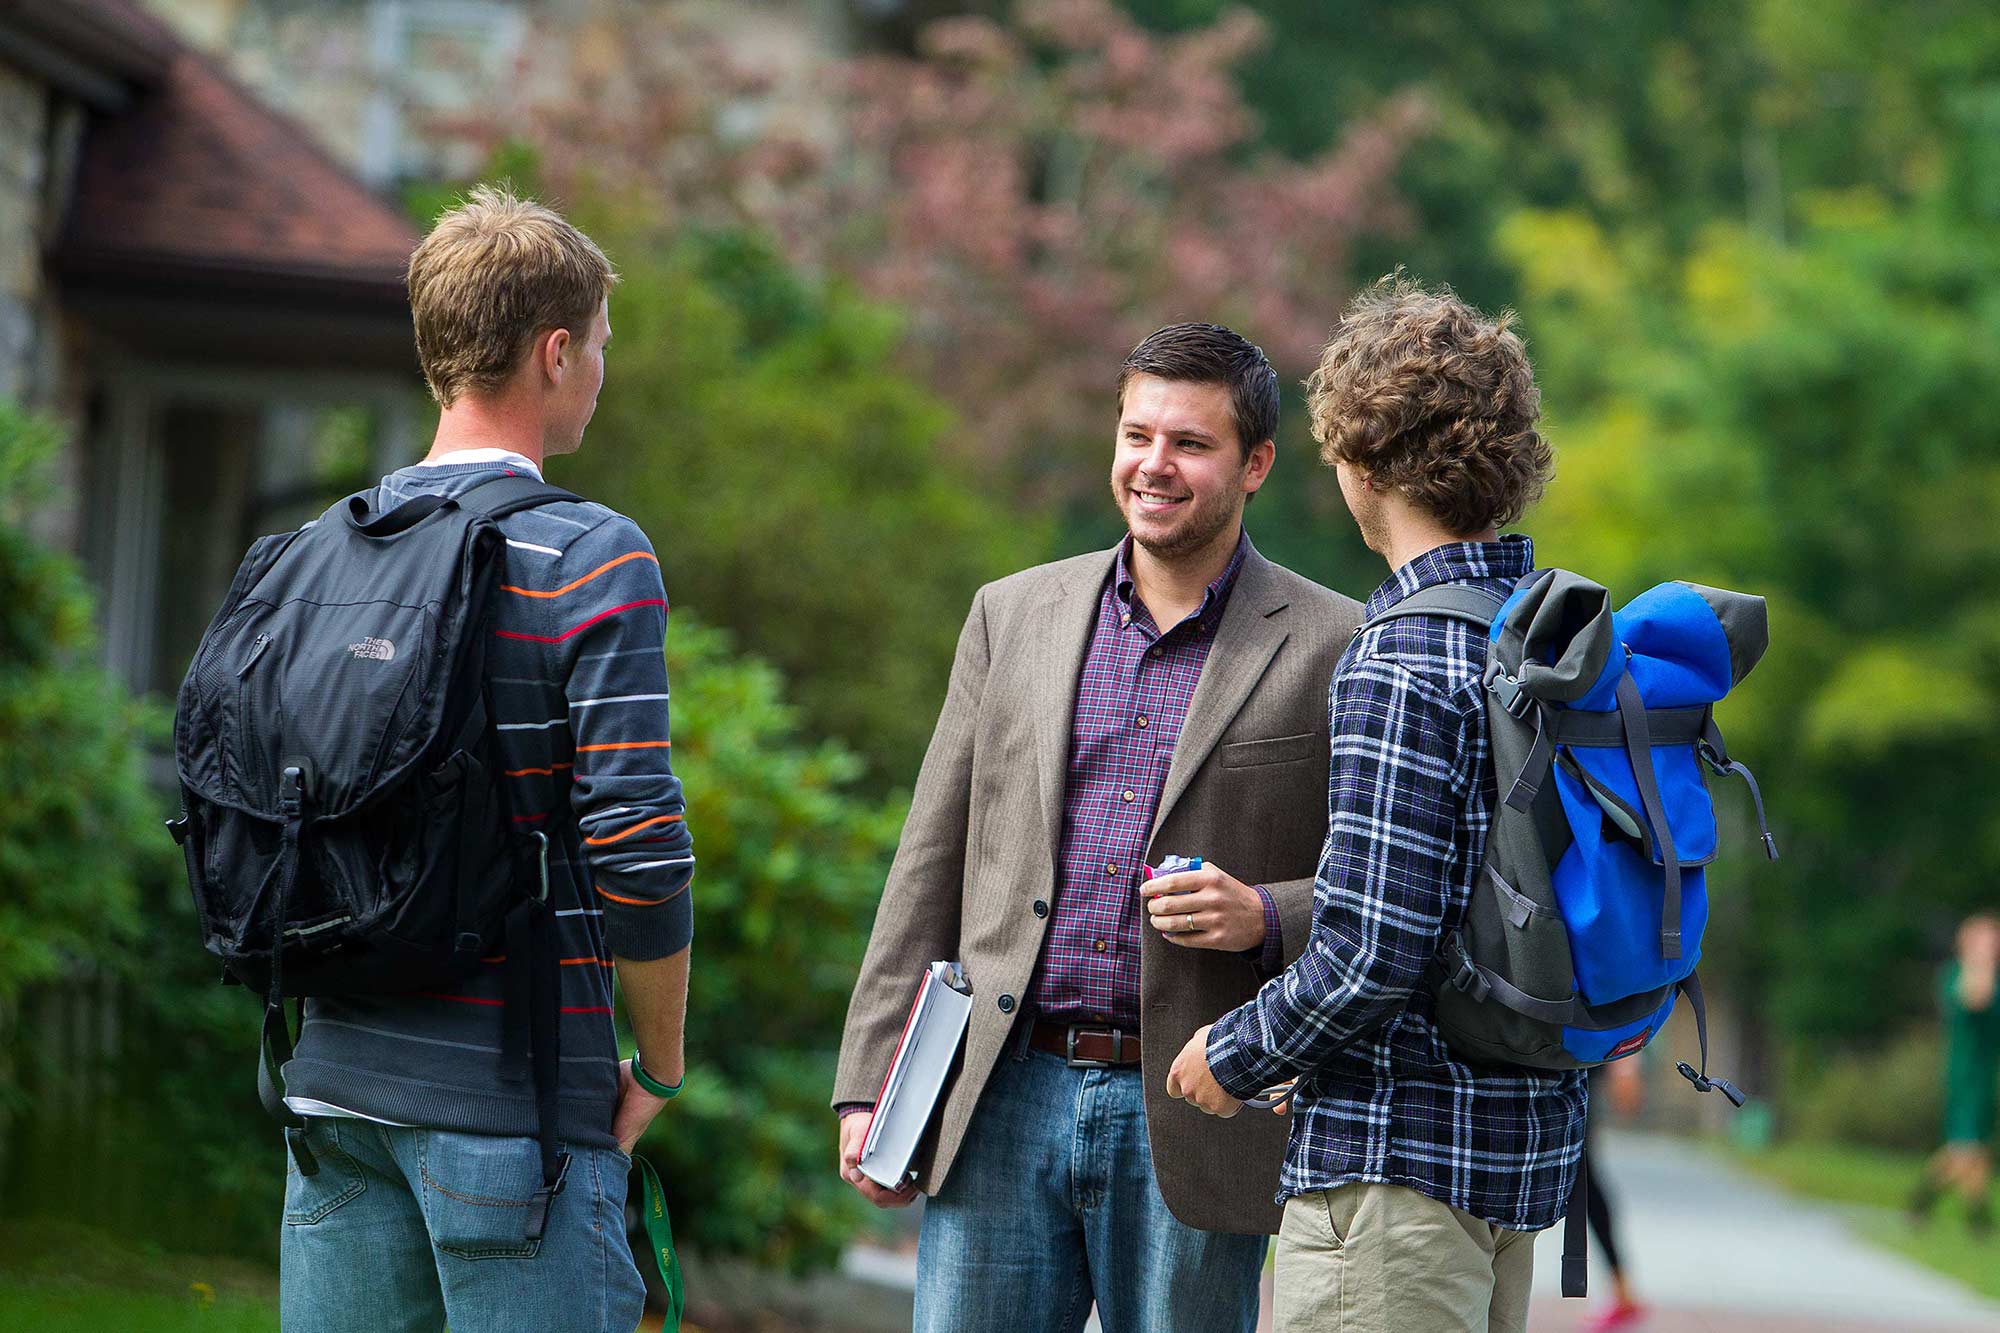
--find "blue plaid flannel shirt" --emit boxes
[1206,535,1587,1231]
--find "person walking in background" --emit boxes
[1908,912,2000,1238]
[832,322,1361,1332]
[1168,278,1584,1333]
[1582,1060,1650,1331]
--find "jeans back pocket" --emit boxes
[283,1121,367,1225]
[417,1130,550,1261]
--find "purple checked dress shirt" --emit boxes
[1028,530,1282,1029]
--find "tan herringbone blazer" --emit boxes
[832,542,1360,1235]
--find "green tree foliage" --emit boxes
[1125,0,2000,307]
[1113,0,2000,1090]
[553,224,1046,782]
[0,403,159,1008]
[631,618,905,1269]
[1501,192,2000,1061]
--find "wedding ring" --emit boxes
[1181,913,1196,932]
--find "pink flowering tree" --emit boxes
[458,0,1426,501]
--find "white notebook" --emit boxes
[858,960,974,1189]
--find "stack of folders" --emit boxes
[858,960,974,1189]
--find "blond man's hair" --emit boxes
[407,186,617,406]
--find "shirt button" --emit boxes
[1033,900,1049,918]
[1150,646,1163,658]
[1093,939,1108,953]
[1105,862,1119,876]
[1122,789,1135,803]
[1135,715,1148,729]
[1120,613,1131,627]
[998,994,1016,1013]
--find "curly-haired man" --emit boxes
[1167,278,1584,1333]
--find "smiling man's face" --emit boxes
[1111,373,1269,561]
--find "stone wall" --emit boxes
[0,61,47,408]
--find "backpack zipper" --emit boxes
[236,633,272,677]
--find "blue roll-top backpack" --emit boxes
[1360,568,1778,1298]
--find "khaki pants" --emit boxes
[1273,1182,1538,1333]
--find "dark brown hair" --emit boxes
[1306,276,1551,533]
[1117,322,1279,457]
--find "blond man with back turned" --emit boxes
[278,188,691,1333]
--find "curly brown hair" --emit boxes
[1305,277,1551,533]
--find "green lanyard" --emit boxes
[635,1155,685,1330]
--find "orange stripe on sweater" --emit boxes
[585,813,683,845]
[560,956,616,968]
[504,763,573,778]
[501,551,658,598]
[594,881,693,910]
[574,741,671,753]
[595,884,657,907]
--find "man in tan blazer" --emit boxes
[832,323,1361,1332]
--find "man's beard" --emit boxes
[1122,477,1239,561]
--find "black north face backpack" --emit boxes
[170,473,579,1234]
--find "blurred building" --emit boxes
[146,0,850,190]
[0,0,420,699]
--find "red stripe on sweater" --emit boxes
[494,599,667,644]
[423,993,614,1017]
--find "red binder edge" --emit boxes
[860,965,934,1162]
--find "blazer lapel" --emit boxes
[1150,548,1292,844]
[1028,546,1118,851]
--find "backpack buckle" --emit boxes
[1488,670,1536,721]
[1444,940,1489,1000]
[285,1124,320,1177]
[279,766,305,818]
[1676,1060,1747,1108]
[523,1150,572,1243]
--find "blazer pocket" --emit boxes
[1220,732,1320,769]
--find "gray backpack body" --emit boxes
[1361,568,1777,1295]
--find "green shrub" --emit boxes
[1784,1026,1945,1153]
[0,402,162,1011]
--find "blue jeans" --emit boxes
[915,1046,1265,1333]
[279,1118,645,1333]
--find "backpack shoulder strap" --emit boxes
[457,473,584,520]
[1358,582,1508,635]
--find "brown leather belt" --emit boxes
[1029,1019,1141,1068]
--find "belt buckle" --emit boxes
[1065,1025,1122,1070]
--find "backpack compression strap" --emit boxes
[457,470,585,1241]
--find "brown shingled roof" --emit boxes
[49,0,417,306]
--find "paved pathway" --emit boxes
[840,1131,2000,1331]
[1524,1131,2000,1332]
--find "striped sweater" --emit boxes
[281,456,694,1147]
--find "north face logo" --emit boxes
[347,637,396,662]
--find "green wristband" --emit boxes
[630,1051,683,1100]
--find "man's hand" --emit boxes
[1141,862,1266,952]
[1165,1024,1242,1118]
[612,1057,675,1154]
[838,1111,918,1209]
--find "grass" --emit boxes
[1735,1137,2000,1302]
[0,1218,278,1332]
